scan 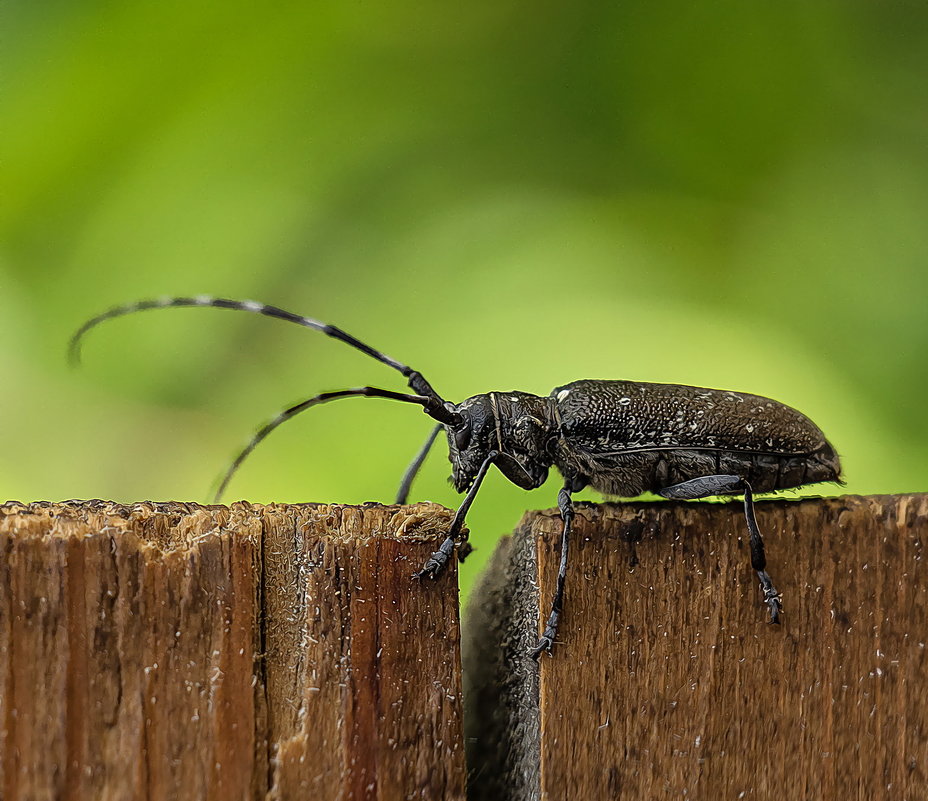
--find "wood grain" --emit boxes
[0,501,465,801]
[464,495,928,800]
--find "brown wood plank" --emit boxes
[464,495,928,800]
[261,502,466,801]
[0,500,466,801]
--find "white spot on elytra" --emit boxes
[557,389,570,402]
[746,424,754,433]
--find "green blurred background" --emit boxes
[3,2,928,597]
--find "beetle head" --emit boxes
[446,392,553,493]
[446,395,497,492]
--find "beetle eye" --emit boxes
[454,425,471,450]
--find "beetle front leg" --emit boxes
[530,484,575,659]
[659,474,781,624]
[413,450,497,579]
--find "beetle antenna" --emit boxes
[69,296,451,406]
[212,387,450,502]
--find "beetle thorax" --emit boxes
[446,391,555,492]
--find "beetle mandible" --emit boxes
[70,297,842,657]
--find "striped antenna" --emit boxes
[68,295,454,412]
[212,387,443,501]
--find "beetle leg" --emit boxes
[742,482,782,624]
[413,450,497,579]
[395,423,442,504]
[659,475,781,624]
[658,474,743,499]
[531,484,575,659]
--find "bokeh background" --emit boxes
[3,2,928,597]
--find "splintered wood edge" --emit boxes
[0,500,459,549]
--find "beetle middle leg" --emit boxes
[530,484,575,659]
[658,474,782,624]
[395,423,442,505]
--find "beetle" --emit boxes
[70,296,842,657]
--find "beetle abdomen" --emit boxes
[567,445,838,497]
[550,380,840,497]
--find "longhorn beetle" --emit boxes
[70,296,842,657]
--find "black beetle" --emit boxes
[70,297,842,657]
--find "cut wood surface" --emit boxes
[464,494,928,801]
[0,500,465,801]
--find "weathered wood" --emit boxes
[464,495,928,800]
[0,500,465,801]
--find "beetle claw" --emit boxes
[530,634,554,660]
[765,591,783,624]
[412,557,443,580]
[413,536,456,579]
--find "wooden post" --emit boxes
[464,495,928,800]
[0,500,466,801]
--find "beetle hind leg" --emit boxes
[741,482,782,624]
[658,475,782,624]
[658,473,743,499]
